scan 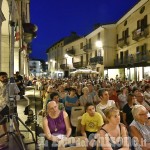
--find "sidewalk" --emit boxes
[0,86,44,150]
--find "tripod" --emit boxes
[0,84,36,150]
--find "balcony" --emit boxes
[118,38,129,48]
[135,52,150,63]
[114,52,150,67]
[23,23,38,43]
[83,44,92,52]
[73,62,87,69]
[60,64,69,70]
[132,26,149,41]
[73,62,82,69]
[90,56,103,65]
[66,48,75,56]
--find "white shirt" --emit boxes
[96,100,116,118]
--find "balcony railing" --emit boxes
[90,56,103,65]
[60,64,69,70]
[114,52,150,66]
[66,48,75,56]
[73,62,87,69]
[73,62,82,69]
[83,44,92,52]
[132,26,149,41]
[135,52,150,63]
[118,38,129,48]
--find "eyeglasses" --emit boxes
[139,112,148,116]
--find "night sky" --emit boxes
[30,0,139,61]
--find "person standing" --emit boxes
[14,71,24,98]
[0,72,20,138]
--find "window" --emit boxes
[141,44,146,55]
[136,46,140,53]
[136,44,147,55]
[125,28,129,38]
[122,28,129,39]
[124,50,128,58]
[124,20,127,26]
[116,34,118,44]
[140,6,145,14]
[80,42,83,49]
[95,50,97,57]
[137,15,147,30]
[97,32,100,40]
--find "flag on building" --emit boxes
[15,22,20,41]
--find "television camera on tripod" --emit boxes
[0,73,36,150]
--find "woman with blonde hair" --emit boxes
[98,106,129,150]
[43,101,72,150]
[79,86,93,106]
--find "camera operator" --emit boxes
[0,72,20,138]
[14,71,25,99]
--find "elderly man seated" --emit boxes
[130,105,150,150]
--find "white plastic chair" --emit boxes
[70,106,85,127]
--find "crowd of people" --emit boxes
[0,72,150,150]
[31,75,149,150]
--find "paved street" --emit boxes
[0,86,44,150]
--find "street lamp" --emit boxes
[95,40,103,56]
[95,40,104,78]
[64,54,69,68]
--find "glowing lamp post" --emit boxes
[64,54,69,68]
[95,41,103,56]
[95,40,104,78]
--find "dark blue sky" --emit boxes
[30,0,138,61]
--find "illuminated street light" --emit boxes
[95,40,103,56]
[64,54,69,58]
[95,40,104,78]
[95,41,102,48]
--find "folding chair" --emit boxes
[58,136,87,150]
[70,106,85,127]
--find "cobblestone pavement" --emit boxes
[0,86,44,150]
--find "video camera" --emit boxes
[24,105,34,126]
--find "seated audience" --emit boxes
[135,92,150,112]
[49,92,65,111]
[81,102,104,150]
[122,93,137,129]
[144,84,150,104]
[118,86,128,110]
[65,87,79,117]
[99,106,129,150]
[109,87,120,109]
[79,87,93,106]
[43,101,72,150]
[130,105,150,150]
[96,89,116,121]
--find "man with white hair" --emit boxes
[135,91,150,112]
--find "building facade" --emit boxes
[0,0,37,77]
[113,0,150,81]
[46,0,150,81]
